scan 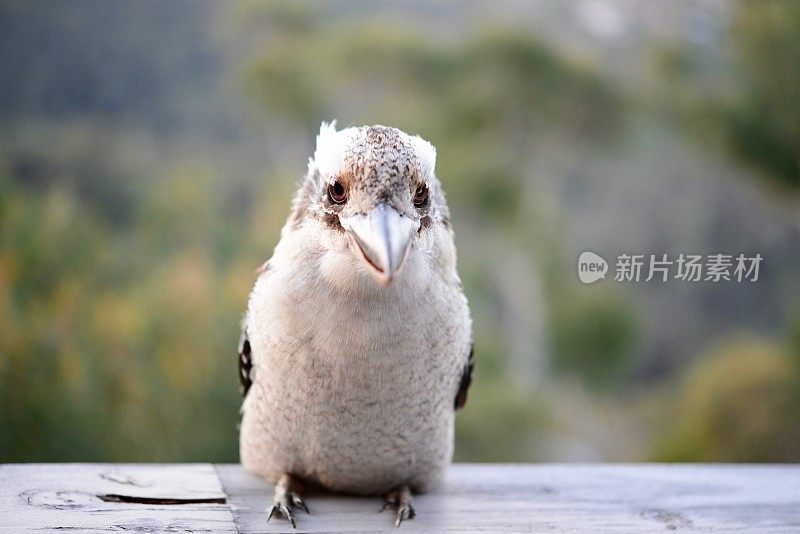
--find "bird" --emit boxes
[238,121,473,528]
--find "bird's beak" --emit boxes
[340,202,419,286]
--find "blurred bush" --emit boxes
[650,337,800,462]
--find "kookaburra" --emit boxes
[238,122,473,528]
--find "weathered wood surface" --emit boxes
[2,464,799,533]
[0,463,234,533]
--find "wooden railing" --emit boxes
[2,463,798,532]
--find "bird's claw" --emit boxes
[382,486,416,528]
[267,502,297,529]
[292,492,310,514]
[394,501,416,528]
[267,474,308,529]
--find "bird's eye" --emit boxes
[327,180,347,204]
[413,183,429,207]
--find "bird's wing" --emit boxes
[454,343,474,410]
[237,321,253,397]
[238,261,273,398]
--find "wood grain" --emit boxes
[2,463,799,533]
[0,463,234,533]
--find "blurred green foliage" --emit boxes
[1,1,799,464]
[648,1,800,189]
[551,290,638,391]
[650,337,800,462]
[0,168,247,461]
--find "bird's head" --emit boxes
[296,121,449,287]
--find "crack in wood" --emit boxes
[100,471,152,487]
[97,494,227,505]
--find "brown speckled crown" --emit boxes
[337,126,422,198]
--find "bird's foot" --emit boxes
[267,473,308,529]
[382,485,416,528]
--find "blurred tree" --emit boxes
[726,1,800,189]
[647,1,800,190]
[0,164,245,462]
